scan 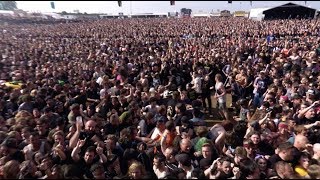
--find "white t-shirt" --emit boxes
[215,82,226,103]
[153,166,169,179]
[194,76,202,93]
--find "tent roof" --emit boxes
[249,8,270,18]
[263,2,317,13]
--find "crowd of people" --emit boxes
[0,15,320,179]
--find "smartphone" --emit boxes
[76,116,83,125]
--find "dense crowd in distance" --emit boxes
[0,16,320,179]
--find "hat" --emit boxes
[175,153,191,166]
[278,122,288,129]
[1,138,17,149]
[307,89,315,95]
[163,90,172,98]
[280,96,289,102]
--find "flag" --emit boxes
[228,1,232,4]
[118,1,122,7]
[50,2,55,9]
[170,1,175,5]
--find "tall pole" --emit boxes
[130,1,132,16]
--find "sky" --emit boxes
[16,1,320,14]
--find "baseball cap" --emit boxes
[307,89,315,95]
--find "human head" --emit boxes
[239,159,260,179]
[275,161,294,179]
[298,152,311,170]
[90,163,106,179]
[255,155,268,172]
[85,120,96,133]
[277,142,294,161]
[215,74,223,82]
[313,143,320,158]
[84,146,96,164]
[153,154,166,169]
[220,157,232,175]
[243,139,255,157]
[53,131,64,146]
[127,161,145,179]
[201,143,212,159]
[175,153,191,168]
[307,164,320,179]
[294,134,309,151]
[105,134,117,151]
[180,139,191,153]
[234,146,247,165]
[164,146,176,162]
[250,132,261,145]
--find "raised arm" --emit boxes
[71,139,86,162]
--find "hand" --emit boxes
[225,149,233,157]
[76,117,83,131]
[194,151,202,157]
[77,139,86,148]
[39,161,48,171]
[306,143,313,151]
[314,121,320,126]
[232,167,240,179]
[312,101,319,107]
[55,143,64,151]
[212,157,221,167]
[96,145,104,155]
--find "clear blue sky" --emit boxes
[16,1,320,14]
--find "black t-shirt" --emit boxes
[268,154,283,169]
[268,147,301,168]
[257,141,275,156]
[294,115,317,125]
[79,131,102,156]
[74,157,100,179]
[8,150,25,163]
[103,123,120,137]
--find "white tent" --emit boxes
[0,10,14,15]
[249,8,270,21]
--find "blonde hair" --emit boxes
[307,164,320,179]
[127,161,145,178]
[15,110,32,119]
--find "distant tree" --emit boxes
[84,12,87,14]
[61,11,67,15]
[0,1,17,10]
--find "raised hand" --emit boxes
[96,144,104,155]
[77,139,86,148]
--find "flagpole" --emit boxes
[130,1,132,16]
